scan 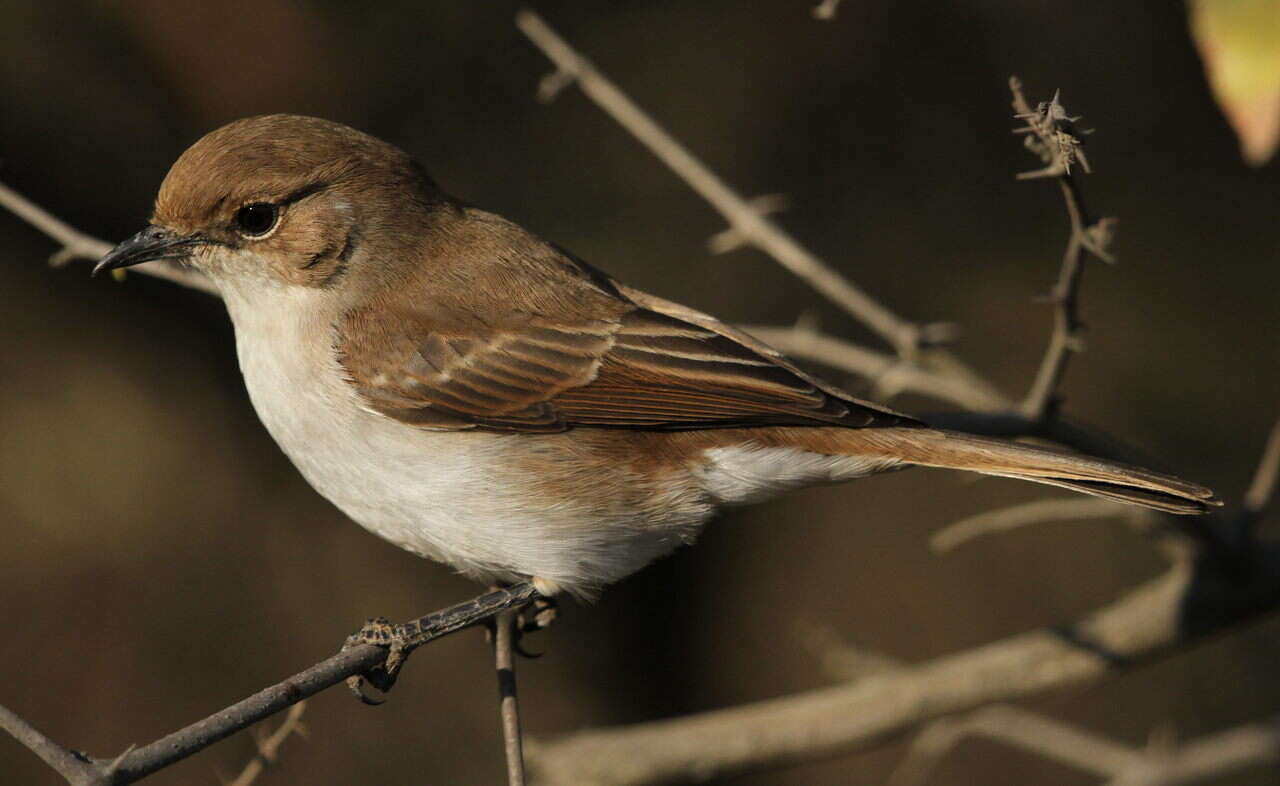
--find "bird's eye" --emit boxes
[234,203,279,238]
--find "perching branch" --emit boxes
[0,584,539,785]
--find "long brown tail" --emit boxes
[844,428,1220,515]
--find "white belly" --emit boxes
[219,285,710,594]
[217,284,895,595]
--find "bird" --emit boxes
[95,114,1218,601]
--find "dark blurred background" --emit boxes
[1,2,1276,784]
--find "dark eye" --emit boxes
[234,203,279,237]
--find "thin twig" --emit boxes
[888,705,1280,786]
[930,498,1135,553]
[0,179,219,295]
[794,620,903,682]
[0,584,538,785]
[887,705,1142,786]
[0,703,98,785]
[516,9,924,357]
[741,323,1010,412]
[1243,416,1280,517]
[225,702,307,786]
[1106,715,1280,786]
[1010,78,1116,420]
[494,610,527,786]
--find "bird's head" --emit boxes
[95,114,444,290]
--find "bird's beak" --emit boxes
[93,226,204,276]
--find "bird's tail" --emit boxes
[836,428,1220,515]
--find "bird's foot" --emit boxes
[520,594,559,633]
[340,582,545,704]
[342,617,410,705]
[484,588,559,658]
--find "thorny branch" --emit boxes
[1010,77,1118,421]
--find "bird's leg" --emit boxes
[342,582,542,705]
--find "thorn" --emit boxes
[48,247,74,268]
[918,321,959,347]
[536,68,576,103]
[793,310,821,334]
[707,227,745,254]
[103,743,138,775]
[812,0,842,20]
[706,194,786,254]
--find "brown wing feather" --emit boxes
[342,303,916,432]
[336,209,917,432]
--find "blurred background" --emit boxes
[1,2,1276,784]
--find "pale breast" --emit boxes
[217,283,717,594]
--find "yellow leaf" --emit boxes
[1190,0,1280,165]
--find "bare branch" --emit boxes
[0,703,100,785]
[741,323,1010,412]
[930,498,1136,553]
[225,702,307,786]
[0,179,219,296]
[1010,78,1116,421]
[525,544,1280,785]
[888,705,1141,786]
[889,705,1280,786]
[516,9,927,357]
[1106,715,1280,786]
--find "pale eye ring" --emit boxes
[234,203,279,238]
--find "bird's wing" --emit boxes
[338,301,916,433]
[336,209,917,433]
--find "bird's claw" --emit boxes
[342,616,409,705]
[484,595,559,658]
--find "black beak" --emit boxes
[93,226,204,276]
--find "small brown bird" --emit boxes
[96,115,1217,598]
